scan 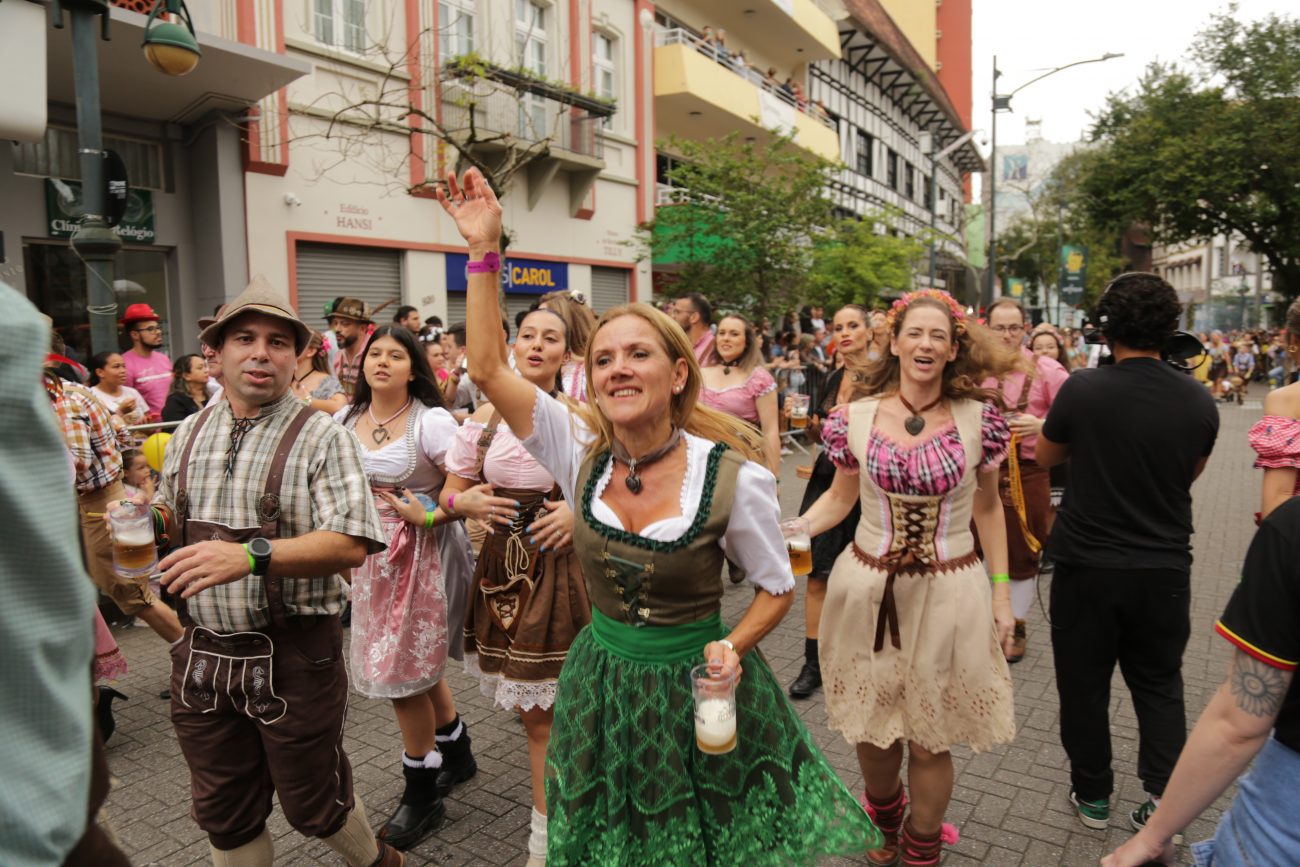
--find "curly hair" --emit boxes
[850,295,1028,406]
[1096,272,1182,351]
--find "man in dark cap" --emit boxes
[142,275,401,866]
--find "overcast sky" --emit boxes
[969,0,1282,149]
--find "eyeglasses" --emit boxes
[989,324,1024,335]
[134,325,162,334]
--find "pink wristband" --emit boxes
[447,494,456,514]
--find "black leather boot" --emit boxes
[95,687,127,743]
[381,759,445,850]
[434,721,477,799]
[788,661,822,699]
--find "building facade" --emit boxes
[1153,235,1276,332]
[0,1,305,361]
[810,0,983,297]
[243,0,652,333]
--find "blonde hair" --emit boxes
[851,295,1029,406]
[540,290,597,356]
[708,313,764,374]
[579,303,764,462]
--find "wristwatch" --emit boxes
[247,537,272,576]
[467,251,501,274]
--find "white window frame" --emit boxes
[593,30,617,130]
[515,0,549,138]
[438,0,475,60]
[315,0,366,54]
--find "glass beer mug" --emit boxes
[782,517,812,577]
[787,393,810,429]
[109,501,158,579]
[690,663,738,755]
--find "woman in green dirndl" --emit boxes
[438,168,882,865]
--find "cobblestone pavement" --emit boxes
[100,399,1261,866]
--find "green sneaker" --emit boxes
[1070,790,1109,830]
[1129,798,1184,844]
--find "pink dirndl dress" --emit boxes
[699,365,776,424]
[1249,415,1300,498]
[340,404,460,699]
[93,608,127,683]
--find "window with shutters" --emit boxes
[515,0,548,137]
[590,267,628,313]
[855,128,873,177]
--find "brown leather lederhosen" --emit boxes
[166,402,355,850]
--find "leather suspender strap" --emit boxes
[261,406,317,629]
[174,404,217,531]
[473,410,503,480]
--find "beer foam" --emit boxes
[114,527,155,547]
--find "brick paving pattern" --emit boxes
[100,400,1259,866]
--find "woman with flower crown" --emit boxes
[798,289,1025,867]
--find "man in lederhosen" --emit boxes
[148,276,401,866]
[977,298,1068,662]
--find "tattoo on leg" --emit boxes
[1229,651,1287,718]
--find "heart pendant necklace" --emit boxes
[898,392,943,436]
[368,397,411,445]
[610,428,683,494]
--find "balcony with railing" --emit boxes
[653,28,840,162]
[440,60,613,210]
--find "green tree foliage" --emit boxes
[1069,7,1300,298]
[806,215,925,311]
[649,132,834,320]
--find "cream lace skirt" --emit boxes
[819,548,1015,754]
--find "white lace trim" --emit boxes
[463,651,558,711]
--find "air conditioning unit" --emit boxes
[0,0,47,142]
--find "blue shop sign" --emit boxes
[446,253,568,295]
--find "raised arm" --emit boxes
[436,168,540,438]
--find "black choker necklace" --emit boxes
[610,429,683,494]
[721,358,740,376]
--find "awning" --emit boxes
[45,5,309,125]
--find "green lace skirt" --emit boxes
[545,610,882,866]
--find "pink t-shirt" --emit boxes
[122,350,172,418]
[981,348,1068,461]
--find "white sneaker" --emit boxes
[780,446,793,455]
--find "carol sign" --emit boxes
[446,253,567,295]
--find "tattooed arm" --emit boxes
[1101,650,1292,866]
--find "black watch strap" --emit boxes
[248,537,272,576]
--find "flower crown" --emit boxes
[885,289,967,335]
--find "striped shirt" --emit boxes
[155,389,384,632]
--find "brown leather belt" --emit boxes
[851,543,980,651]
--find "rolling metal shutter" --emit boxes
[295,242,402,328]
[446,293,539,337]
[590,266,629,313]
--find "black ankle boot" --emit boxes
[788,661,822,699]
[382,760,445,850]
[434,721,477,799]
[95,688,127,743]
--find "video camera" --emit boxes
[1083,326,1207,373]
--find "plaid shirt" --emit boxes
[334,348,362,398]
[155,390,384,632]
[49,379,122,495]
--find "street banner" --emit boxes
[1060,244,1087,305]
[1007,277,1025,299]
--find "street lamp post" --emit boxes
[985,51,1123,310]
[50,0,201,357]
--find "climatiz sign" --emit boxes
[446,252,567,295]
[46,179,156,244]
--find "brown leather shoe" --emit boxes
[370,841,405,867]
[863,786,907,866]
[1008,619,1027,664]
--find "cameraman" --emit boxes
[1036,272,1219,836]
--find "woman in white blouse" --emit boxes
[334,325,476,851]
[438,168,882,865]
[88,351,148,444]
